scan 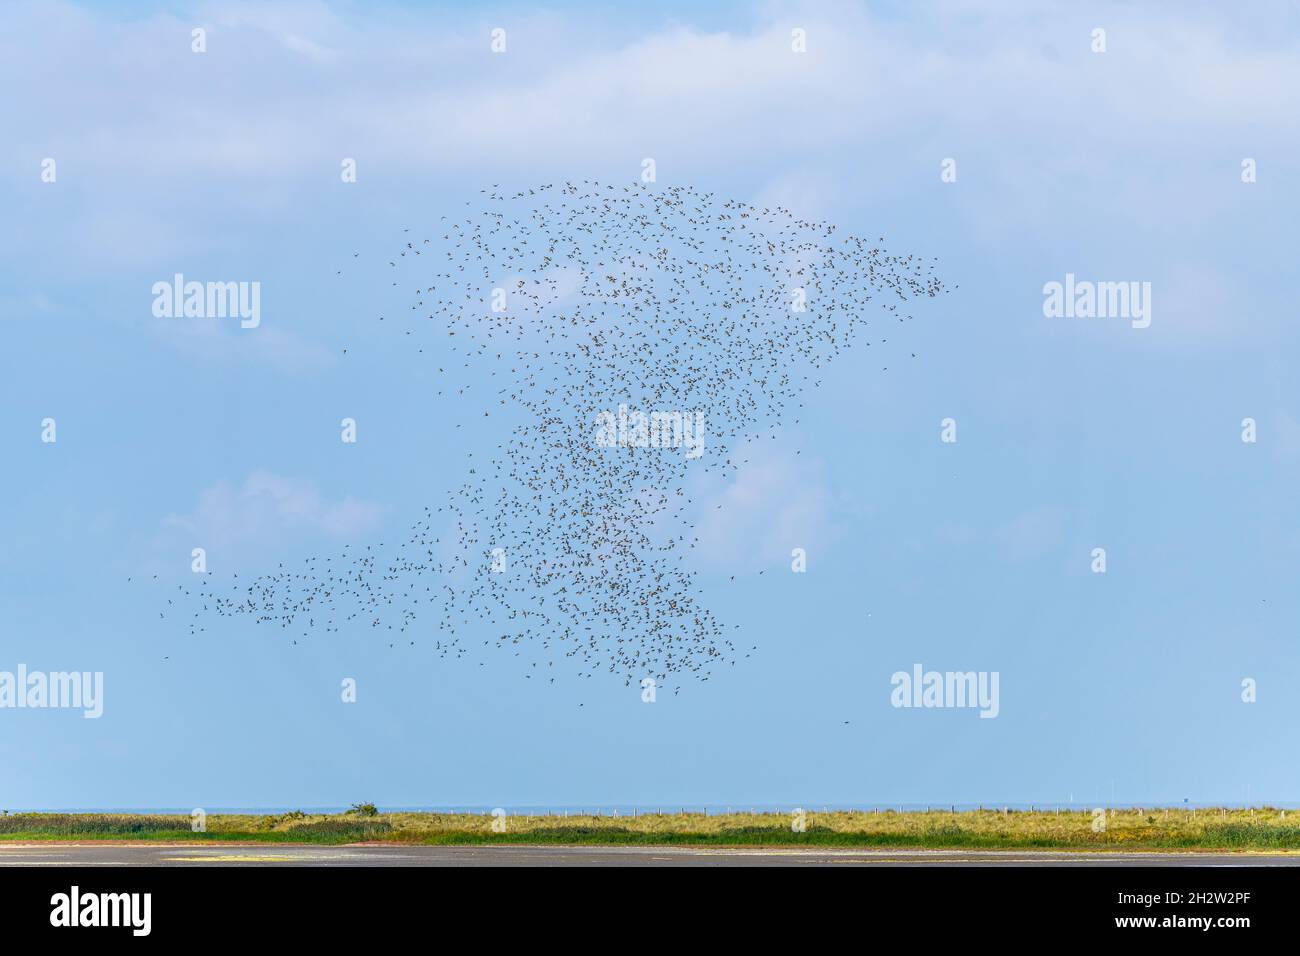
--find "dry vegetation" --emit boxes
[1,807,1298,850]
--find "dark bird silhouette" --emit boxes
[166,181,947,697]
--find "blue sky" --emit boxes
[2,0,1298,811]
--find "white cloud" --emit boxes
[163,470,381,552]
[691,443,843,570]
[5,0,1297,347]
[0,291,60,320]
[151,317,336,374]
[993,505,1068,561]
[9,1,1297,180]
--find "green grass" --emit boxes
[0,812,390,844]
[1,809,1297,851]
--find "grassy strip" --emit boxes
[0,814,392,844]
[398,823,1300,850]
[0,831,382,844]
[2,811,1298,851]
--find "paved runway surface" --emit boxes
[1,844,1297,866]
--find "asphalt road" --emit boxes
[1,844,1297,866]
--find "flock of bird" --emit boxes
[161,181,947,695]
